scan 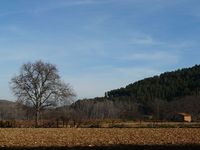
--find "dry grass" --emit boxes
[0,128,200,147]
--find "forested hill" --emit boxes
[106,65,200,102]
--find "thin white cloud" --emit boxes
[125,31,195,50]
[32,0,114,15]
[0,50,36,62]
[130,36,157,45]
[0,25,28,36]
[0,10,26,17]
[128,34,165,45]
[0,0,112,17]
[62,0,109,6]
[83,14,112,31]
[119,51,179,63]
[113,67,161,79]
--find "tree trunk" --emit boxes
[35,110,40,127]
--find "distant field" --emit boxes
[0,128,200,148]
[81,121,200,128]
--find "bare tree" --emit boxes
[11,60,75,127]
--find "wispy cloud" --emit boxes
[0,0,112,17]
[61,0,111,6]
[119,51,179,62]
[0,25,28,36]
[0,10,25,17]
[0,49,36,62]
[32,0,114,15]
[130,35,164,45]
[131,36,161,45]
[131,36,154,45]
[83,14,112,31]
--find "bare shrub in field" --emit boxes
[0,120,16,128]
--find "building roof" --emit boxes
[177,113,191,116]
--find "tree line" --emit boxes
[2,61,200,127]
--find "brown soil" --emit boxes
[0,128,199,147]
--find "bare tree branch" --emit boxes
[10,60,76,127]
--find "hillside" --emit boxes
[72,65,200,121]
[0,100,17,120]
[0,99,15,105]
[106,65,200,102]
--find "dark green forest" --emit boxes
[106,65,200,102]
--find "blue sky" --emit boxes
[0,0,200,100]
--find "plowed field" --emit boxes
[0,128,199,147]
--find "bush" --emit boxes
[0,120,16,128]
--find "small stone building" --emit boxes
[174,113,192,122]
